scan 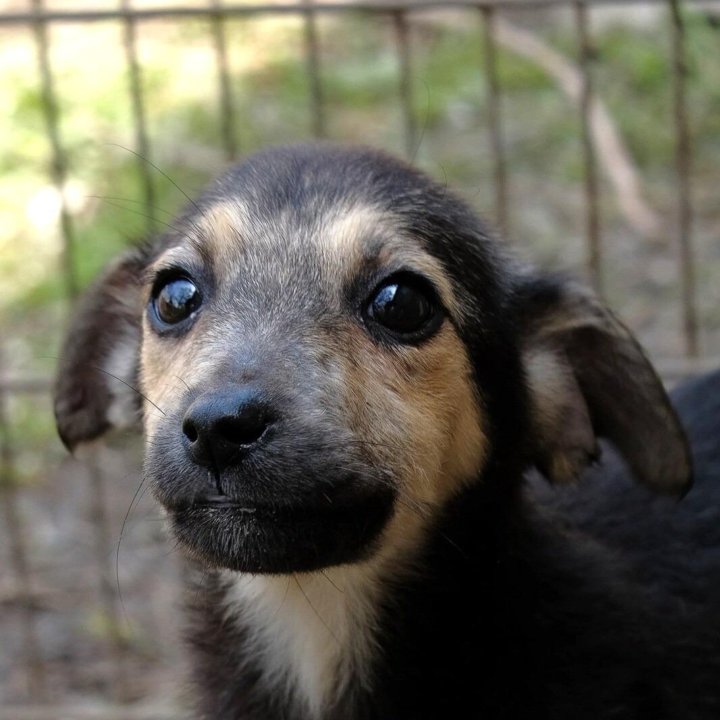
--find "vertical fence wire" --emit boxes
[87,453,130,701]
[669,0,699,357]
[575,1,602,295]
[392,10,416,160]
[210,0,238,161]
[121,0,156,231]
[0,355,47,700]
[31,0,76,300]
[480,6,508,236]
[302,0,326,138]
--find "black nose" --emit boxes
[182,387,275,470]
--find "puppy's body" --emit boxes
[54,145,720,719]
[190,373,720,720]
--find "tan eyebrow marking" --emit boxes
[151,201,253,280]
[148,245,204,277]
[195,201,251,272]
[324,206,463,322]
[196,201,248,243]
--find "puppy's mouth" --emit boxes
[165,488,396,574]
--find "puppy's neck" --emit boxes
[222,561,388,719]
[218,507,432,718]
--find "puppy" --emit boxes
[54,144,720,719]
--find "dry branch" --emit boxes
[495,17,661,237]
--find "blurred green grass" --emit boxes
[3,5,720,485]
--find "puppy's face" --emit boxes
[55,145,691,577]
[141,171,488,573]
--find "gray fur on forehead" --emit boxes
[190,144,513,300]
[206,143,436,214]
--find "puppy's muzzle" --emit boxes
[182,386,276,471]
[149,377,396,573]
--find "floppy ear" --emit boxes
[519,276,692,496]
[54,248,148,452]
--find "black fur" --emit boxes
[54,144,719,719]
[189,370,720,719]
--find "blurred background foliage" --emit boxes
[2,3,720,479]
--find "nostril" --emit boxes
[216,409,271,447]
[183,418,199,443]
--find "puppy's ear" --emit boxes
[519,276,692,496]
[54,248,148,452]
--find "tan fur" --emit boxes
[325,208,463,321]
[224,565,385,720]
[320,208,487,516]
[141,324,236,440]
[194,200,250,271]
[524,345,597,485]
[336,322,485,505]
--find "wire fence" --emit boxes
[1,0,719,716]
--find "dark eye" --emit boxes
[365,275,443,342]
[152,277,201,326]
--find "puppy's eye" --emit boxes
[152,277,201,326]
[365,275,442,342]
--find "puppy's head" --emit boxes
[54,144,691,574]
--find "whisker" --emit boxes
[42,354,167,418]
[115,471,150,627]
[293,575,339,646]
[107,143,202,215]
[87,364,166,417]
[89,197,191,237]
[319,570,345,595]
[411,78,431,165]
[87,194,177,219]
[270,577,292,622]
[175,375,192,392]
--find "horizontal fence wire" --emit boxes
[0,707,186,720]
[0,0,720,25]
[0,0,719,25]
[0,0,715,710]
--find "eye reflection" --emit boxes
[365,275,442,342]
[153,277,201,326]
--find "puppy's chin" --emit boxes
[165,492,396,574]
